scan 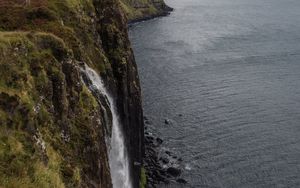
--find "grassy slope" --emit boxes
[0,1,114,187]
[1,32,74,187]
[0,0,113,74]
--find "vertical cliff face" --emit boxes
[0,0,143,187]
[93,1,144,187]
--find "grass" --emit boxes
[33,146,65,188]
[140,166,147,188]
[0,31,76,187]
[0,127,65,188]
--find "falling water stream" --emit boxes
[81,65,132,188]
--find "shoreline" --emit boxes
[143,117,187,187]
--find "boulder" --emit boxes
[156,137,163,144]
[164,119,171,124]
[167,167,181,177]
[176,178,188,184]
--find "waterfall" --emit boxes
[81,65,132,188]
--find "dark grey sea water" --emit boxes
[129,0,300,187]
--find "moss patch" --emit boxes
[140,166,147,188]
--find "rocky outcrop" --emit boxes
[119,0,173,23]
[0,0,143,187]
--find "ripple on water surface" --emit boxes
[130,0,300,187]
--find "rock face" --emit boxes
[0,0,143,187]
[93,0,144,187]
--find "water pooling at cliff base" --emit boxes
[81,65,132,188]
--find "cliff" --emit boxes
[0,0,143,187]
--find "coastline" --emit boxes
[127,3,189,186]
[128,5,174,26]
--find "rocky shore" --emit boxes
[143,117,187,187]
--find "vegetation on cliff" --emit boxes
[0,30,112,187]
[0,0,144,187]
[119,0,173,22]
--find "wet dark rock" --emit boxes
[145,135,154,145]
[156,137,163,144]
[159,157,169,164]
[162,179,170,184]
[164,119,171,124]
[145,120,152,125]
[167,167,181,177]
[144,121,185,187]
[146,135,154,139]
[176,178,188,184]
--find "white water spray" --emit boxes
[81,65,132,188]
